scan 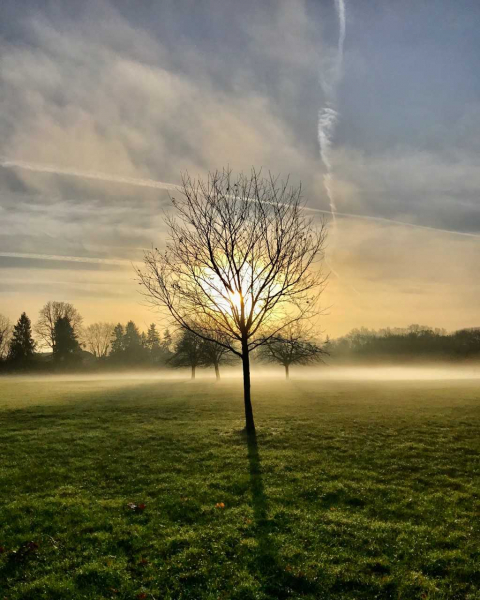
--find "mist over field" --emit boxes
[2,363,480,383]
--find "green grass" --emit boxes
[0,375,479,599]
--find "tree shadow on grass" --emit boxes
[245,433,320,599]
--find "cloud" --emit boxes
[0,0,479,335]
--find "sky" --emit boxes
[0,0,479,337]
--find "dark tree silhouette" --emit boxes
[8,313,36,367]
[0,314,12,360]
[145,323,163,363]
[123,321,146,364]
[138,169,328,434]
[35,301,83,351]
[200,334,234,381]
[53,316,81,364]
[170,329,202,379]
[162,329,173,353]
[259,324,326,379]
[110,324,125,359]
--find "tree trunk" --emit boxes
[191,365,196,380]
[214,362,220,381]
[241,340,255,434]
[285,363,289,379]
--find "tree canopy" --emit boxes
[138,168,328,432]
[259,323,326,378]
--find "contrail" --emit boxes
[303,207,480,239]
[0,158,179,192]
[318,0,346,225]
[0,251,135,266]
[317,0,353,291]
[1,157,478,240]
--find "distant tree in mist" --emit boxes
[170,330,202,379]
[145,324,162,359]
[110,324,125,358]
[35,301,83,351]
[123,321,147,364]
[162,329,173,354]
[0,314,12,360]
[53,316,81,364]
[200,334,235,381]
[8,313,36,367]
[83,322,114,358]
[259,323,326,379]
[137,168,328,434]
[328,324,480,362]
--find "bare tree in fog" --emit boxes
[0,314,13,359]
[170,329,203,380]
[35,301,83,351]
[259,322,326,379]
[83,322,115,358]
[137,168,328,434]
[200,333,235,381]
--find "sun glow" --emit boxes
[228,290,243,313]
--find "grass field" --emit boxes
[0,375,479,599]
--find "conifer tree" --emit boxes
[146,323,162,363]
[8,313,36,367]
[162,329,173,353]
[53,316,80,364]
[110,324,125,360]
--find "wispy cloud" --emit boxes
[0,0,479,334]
[0,251,134,266]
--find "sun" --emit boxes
[228,290,242,312]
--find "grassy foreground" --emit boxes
[0,376,479,599]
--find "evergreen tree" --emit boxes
[146,323,162,364]
[123,321,144,363]
[8,313,36,367]
[110,324,125,360]
[53,316,80,364]
[162,329,173,353]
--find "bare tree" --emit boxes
[137,169,328,434]
[200,333,235,381]
[170,329,203,379]
[83,322,115,358]
[35,301,83,351]
[0,314,12,359]
[259,323,326,379]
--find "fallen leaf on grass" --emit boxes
[127,502,146,512]
[215,502,225,509]
[10,541,38,562]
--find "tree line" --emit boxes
[328,324,480,362]
[0,301,325,378]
